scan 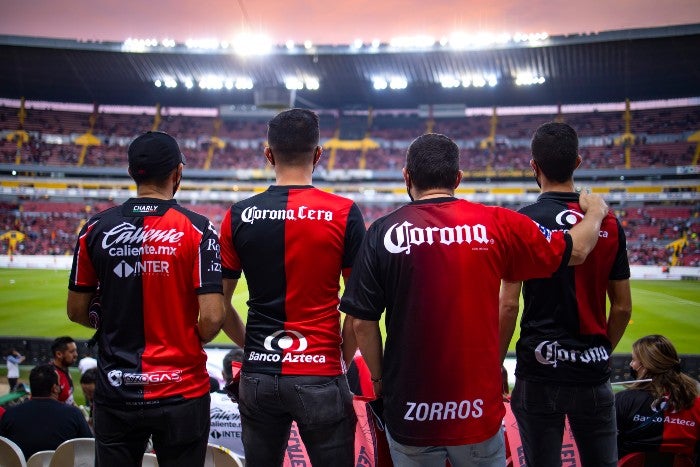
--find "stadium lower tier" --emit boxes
[1,200,698,267]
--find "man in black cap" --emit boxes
[67,131,226,467]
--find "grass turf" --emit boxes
[0,268,698,354]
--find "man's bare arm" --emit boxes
[198,293,226,343]
[67,290,95,328]
[499,280,522,363]
[221,278,246,346]
[567,191,608,265]
[607,279,632,351]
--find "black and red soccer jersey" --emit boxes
[220,185,365,377]
[340,197,573,446]
[515,192,630,386]
[68,198,222,407]
[616,389,700,457]
[53,364,74,405]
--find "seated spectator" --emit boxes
[209,347,244,459]
[78,350,97,375]
[615,335,700,460]
[79,368,96,427]
[0,363,92,460]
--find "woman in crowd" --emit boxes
[615,334,699,460]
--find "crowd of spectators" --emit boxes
[1,104,698,172]
[0,200,697,266]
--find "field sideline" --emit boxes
[0,268,698,354]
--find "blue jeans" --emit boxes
[238,372,356,467]
[94,394,210,467]
[511,379,617,467]
[386,427,505,467]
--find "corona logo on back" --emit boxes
[383,220,490,255]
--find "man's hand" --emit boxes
[578,190,608,219]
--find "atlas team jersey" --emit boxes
[340,197,573,446]
[220,185,365,376]
[515,192,630,385]
[616,390,700,457]
[68,198,223,407]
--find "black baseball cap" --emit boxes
[128,131,186,179]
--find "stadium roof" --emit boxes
[1,24,699,110]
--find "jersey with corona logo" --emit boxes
[616,389,700,457]
[515,192,630,385]
[68,197,222,407]
[220,185,365,376]
[340,197,572,446]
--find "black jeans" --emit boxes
[94,394,210,467]
[511,379,617,467]
[238,372,356,467]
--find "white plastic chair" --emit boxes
[0,436,27,467]
[204,443,244,467]
[48,438,95,467]
[26,450,55,467]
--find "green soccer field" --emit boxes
[0,268,698,354]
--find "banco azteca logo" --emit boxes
[555,209,584,227]
[263,330,308,352]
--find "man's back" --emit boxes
[70,198,222,404]
[0,398,92,459]
[221,185,365,376]
[342,196,572,446]
[516,192,630,385]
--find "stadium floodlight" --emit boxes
[154,80,162,88]
[185,38,220,50]
[199,76,224,90]
[163,77,177,89]
[370,39,381,50]
[305,78,320,91]
[372,77,388,90]
[486,74,498,87]
[515,72,546,86]
[440,76,461,89]
[161,38,176,48]
[235,78,254,90]
[285,40,295,50]
[183,78,194,89]
[352,38,363,50]
[225,79,234,90]
[472,76,486,88]
[122,38,148,52]
[285,77,304,90]
[389,35,435,49]
[389,77,408,90]
[232,33,273,56]
[303,40,313,50]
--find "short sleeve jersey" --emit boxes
[616,389,700,457]
[68,198,223,407]
[340,197,572,446]
[220,185,365,376]
[515,192,630,385]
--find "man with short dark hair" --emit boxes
[500,122,632,466]
[67,131,226,467]
[340,133,609,466]
[0,364,92,460]
[50,336,78,405]
[219,108,365,466]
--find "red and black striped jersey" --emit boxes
[616,389,700,457]
[68,198,222,407]
[220,185,365,377]
[515,192,630,385]
[340,197,572,446]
